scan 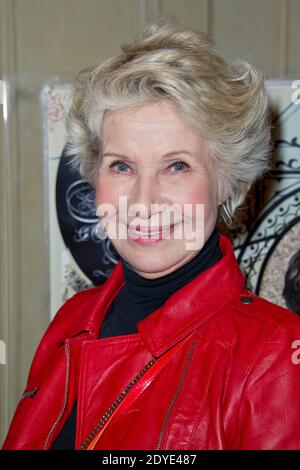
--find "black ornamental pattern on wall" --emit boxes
[232,100,300,295]
[56,150,119,286]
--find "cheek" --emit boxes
[95,170,131,208]
[184,179,218,228]
[95,180,116,207]
[181,177,217,207]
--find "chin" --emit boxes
[131,264,174,279]
[124,250,187,279]
[113,238,188,273]
[129,257,171,273]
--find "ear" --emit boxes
[217,176,230,206]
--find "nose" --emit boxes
[129,173,162,219]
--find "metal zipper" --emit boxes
[43,339,71,450]
[21,386,39,398]
[156,341,197,450]
[80,356,157,450]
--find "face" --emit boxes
[95,100,219,279]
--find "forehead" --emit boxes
[101,101,206,152]
[103,101,193,133]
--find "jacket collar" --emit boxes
[63,234,245,356]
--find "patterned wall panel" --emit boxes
[43,80,300,319]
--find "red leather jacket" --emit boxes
[3,235,300,450]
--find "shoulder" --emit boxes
[47,285,105,340]
[229,289,300,327]
[29,284,106,359]
[52,285,104,324]
[22,285,106,386]
[216,289,300,370]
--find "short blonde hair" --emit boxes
[66,21,271,226]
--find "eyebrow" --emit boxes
[102,150,195,160]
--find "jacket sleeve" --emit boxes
[234,321,300,449]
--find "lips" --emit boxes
[128,224,174,235]
[127,223,177,245]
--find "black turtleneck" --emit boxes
[51,228,222,450]
[99,227,222,337]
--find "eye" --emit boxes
[108,160,132,173]
[168,161,190,173]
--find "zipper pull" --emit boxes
[21,386,39,398]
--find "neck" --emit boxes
[116,227,222,322]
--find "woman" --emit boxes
[3,21,300,450]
